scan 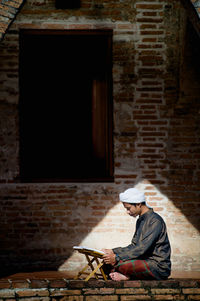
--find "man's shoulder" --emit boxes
[149,210,165,224]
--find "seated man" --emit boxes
[102,187,171,281]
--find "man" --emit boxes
[102,187,171,281]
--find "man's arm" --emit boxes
[112,218,163,261]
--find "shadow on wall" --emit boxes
[0,185,120,278]
[165,19,200,233]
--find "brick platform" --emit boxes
[0,272,200,300]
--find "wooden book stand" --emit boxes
[73,247,107,281]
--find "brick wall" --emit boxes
[0,279,200,301]
[0,0,24,41]
[191,0,200,17]
[0,0,200,277]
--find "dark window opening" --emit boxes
[19,29,113,182]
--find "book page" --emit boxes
[73,246,105,255]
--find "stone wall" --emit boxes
[0,0,200,277]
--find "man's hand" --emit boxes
[102,249,116,266]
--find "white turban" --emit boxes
[119,188,151,208]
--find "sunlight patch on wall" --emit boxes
[58,181,200,274]
[58,201,134,272]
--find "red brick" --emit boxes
[0,281,11,289]
[99,288,115,294]
[53,297,83,301]
[49,280,67,288]
[16,289,49,297]
[136,4,163,10]
[124,281,141,288]
[85,296,118,301]
[137,18,163,23]
[183,289,200,294]
[30,280,49,288]
[116,288,148,295]
[120,296,151,300]
[50,289,81,297]
[154,296,184,300]
[188,296,200,300]
[12,280,29,288]
[151,289,180,295]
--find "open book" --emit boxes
[73,246,105,255]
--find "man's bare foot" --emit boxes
[109,272,130,281]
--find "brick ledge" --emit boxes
[1,270,200,281]
[0,271,199,289]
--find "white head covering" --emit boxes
[119,187,151,208]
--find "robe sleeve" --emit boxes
[112,218,162,261]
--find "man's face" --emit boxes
[123,202,141,218]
